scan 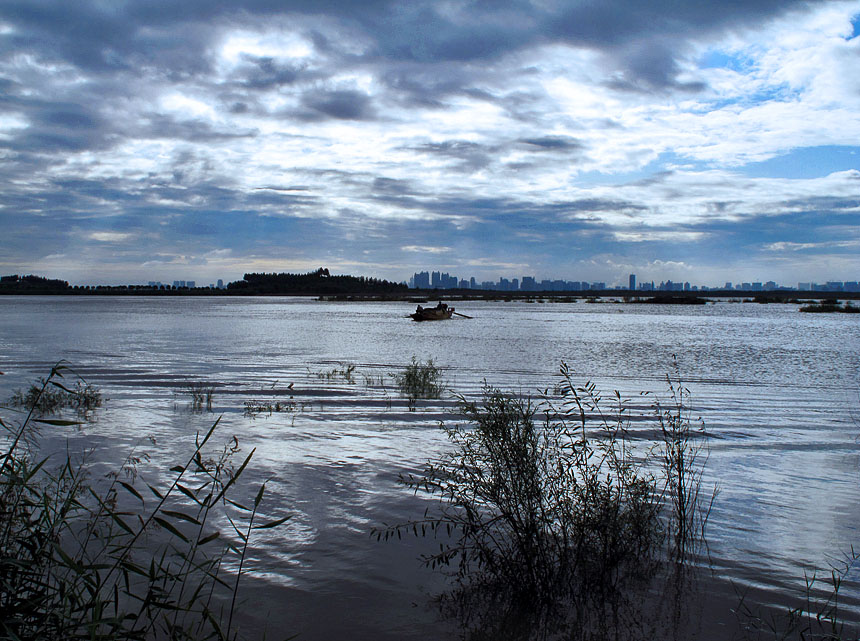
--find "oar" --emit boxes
[453,311,473,319]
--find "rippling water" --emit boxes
[1,296,859,639]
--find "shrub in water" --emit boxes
[377,363,713,638]
[395,357,444,405]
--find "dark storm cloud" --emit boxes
[140,114,258,142]
[298,90,375,121]
[234,56,304,89]
[1,0,821,92]
[0,97,113,153]
[407,140,497,172]
[519,136,583,151]
[380,64,481,108]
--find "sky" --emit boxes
[1,1,859,287]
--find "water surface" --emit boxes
[1,296,858,639]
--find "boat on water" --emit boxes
[410,302,455,321]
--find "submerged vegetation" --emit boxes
[395,357,444,409]
[799,300,859,313]
[4,355,859,640]
[8,376,102,415]
[314,362,357,384]
[376,363,715,638]
[0,364,289,640]
[183,381,216,412]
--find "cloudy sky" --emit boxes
[1,0,859,287]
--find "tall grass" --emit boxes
[0,364,289,640]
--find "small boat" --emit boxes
[410,302,455,321]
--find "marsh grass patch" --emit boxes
[1,364,290,641]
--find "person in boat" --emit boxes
[416,304,424,313]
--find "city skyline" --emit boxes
[1,2,859,285]
[407,270,860,292]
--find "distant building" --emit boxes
[629,274,636,291]
[411,271,430,288]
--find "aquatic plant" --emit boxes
[314,362,357,383]
[649,372,716,562]
[0,364,289,640]
[183,381,215,411]
[736,549,860,641]
[243,398,297,417]
[376,363,714,638]
[394,357,444,408]
[8,376,102,415]
[799,300,860,313]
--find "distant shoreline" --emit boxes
[2,288,859,302]
[3,271,859,301]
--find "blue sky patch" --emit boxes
[738,146,860,179]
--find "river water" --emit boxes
[1,296,859,639]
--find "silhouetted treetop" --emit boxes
[227,269,407,295]
[0,274,70,293]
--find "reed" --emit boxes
[0,364,289,641]
[313,362,357,383]
[8,376,102,415]
[183,381,215,412]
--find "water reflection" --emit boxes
[1,297,859,639]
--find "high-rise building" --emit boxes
[412,271,430,288]
[629,274,636,291]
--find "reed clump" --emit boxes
[8,377,102,415]
[314,363,357,383]
[243,398,296,417]
[1,364,289,641]
[184,381,215,411]
[377,363,713,638]
[395,357,444,407]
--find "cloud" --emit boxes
[401,245,451,254]
[2,1,860,285]
[89,232,132,242]
[764,239,860,252]
[299,89,376,121]
[612,231,708,243]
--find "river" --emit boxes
[1,296,858,639]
